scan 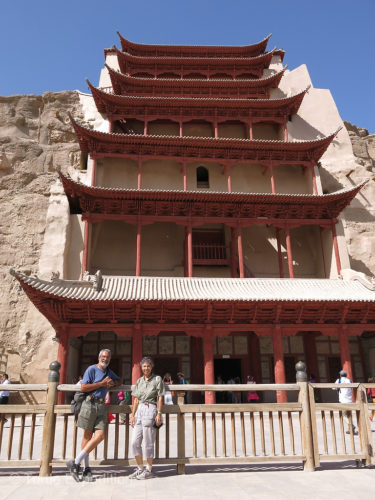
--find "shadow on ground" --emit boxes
[1,461,374,479]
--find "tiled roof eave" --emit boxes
[10,271,375,304]
[115,46,277,64]
[70,115,338,151]
[105,63,286,87]
[58,170,365,206]
[117,32,272,55]
[89,80,309,108]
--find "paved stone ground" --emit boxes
[0,462,374,500]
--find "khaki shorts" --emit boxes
[77,397,107,431]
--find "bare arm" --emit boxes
[130,397,139,427]
[81,376,114,393]
[155,395,163,424]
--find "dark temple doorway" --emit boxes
[328,356,342,382]
[214,358,242,403]
[154,357,179,382]
[214,358,242,382]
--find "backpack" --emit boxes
[70,368,109,414]
[71,391,87,415]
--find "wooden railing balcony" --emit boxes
[193,243,228,265]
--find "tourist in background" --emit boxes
[367,377,375,421]
[227,375,235,403]
[233,376,242,404]
[216,374,225,403]
[163,373,174,405]
[177,372,188,403]
[0,374,10,423]
[246,375,259,403]
[334,369,357,435]
[118,379,131,424]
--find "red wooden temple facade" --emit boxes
[12,33,375,402]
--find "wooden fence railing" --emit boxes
[0,361,374,476]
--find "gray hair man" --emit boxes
[67,348,119,482]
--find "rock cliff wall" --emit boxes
[0,92,83,383]
[340,122,375,276]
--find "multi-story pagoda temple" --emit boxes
[11,33,375,403]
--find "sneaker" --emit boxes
[128,467,144,479]
[82,467,94,482]
[66,459,81,482]
[136,469,153,480]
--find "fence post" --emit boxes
[296,361,315,472]
[176,391,186,474]
[356,384,372,466]
[39,361,60,477]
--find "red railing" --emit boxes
[193,244,228,265]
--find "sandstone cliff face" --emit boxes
[0,92,83,383]
[341,122,375,277]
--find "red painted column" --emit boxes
[237,225,244,278]
[269,164,276,193]
[81,220,90,278]
[312,166,318,195]
[338,328,353,381]
[90,158,96,186]
[331,221,342,275]
[179,121,183,137]
[303,333,319,381]
[137,158,142,190]
[276,228,284,278]
[57,329,69,404]
[230,227,237,277]
[182,161,187,191]
[132,327,143,385]
[285,226,294,278]
[136,220,142,276]
[272,327,287,403]
[284,120,288,142]
[319,227,327,278]
[214,120,218,139]
[226,164,232,193]
[203,330,215,404]
[184,230,188,277]
[187,223,193,277]
[144,120,148,136]
[249,120,253,140]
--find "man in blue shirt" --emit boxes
[67,348,119,482]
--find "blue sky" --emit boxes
[1,0,374,132]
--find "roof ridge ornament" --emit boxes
[340,268,375,291]
[84,270,103,291]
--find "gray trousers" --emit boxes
[132,403,157,459]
